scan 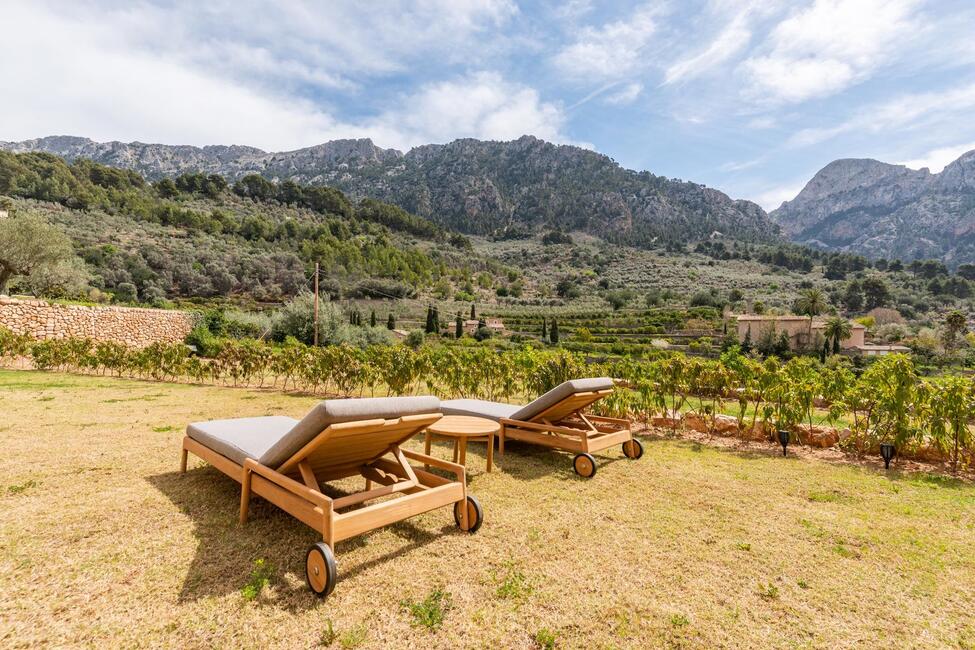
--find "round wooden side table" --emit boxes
[424,415,500,473]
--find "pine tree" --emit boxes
[741,326,752,353]
[455,313,463,338]
[550,319,560,344]
[387,313,395,330]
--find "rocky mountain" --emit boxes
[0,135,777,247]
[771,152,975,264]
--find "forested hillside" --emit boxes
[2,135,780,248]
[0,151,508,303]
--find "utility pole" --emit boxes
[313,262,320,347]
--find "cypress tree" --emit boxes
[550,319,559,344]
[370,310,376,327]
[455,313,463,338]
[424,306,434,333]
[541,317,547,339]
[387,313,395,330]
[470,303,476,319]
[741,326,752,353]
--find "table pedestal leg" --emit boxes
[458,438,467,466]
[486,434,494,472]
[424,432,432,470]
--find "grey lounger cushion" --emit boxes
[440,377,615,423]
[187,416,298,467]
[188,396,440,468]
[440,399,520,420]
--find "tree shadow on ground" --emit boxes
[147,466,463,611]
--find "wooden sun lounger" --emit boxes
[180,397,482,598]
[441,378,642,478]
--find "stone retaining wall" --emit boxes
[0,296,197,348]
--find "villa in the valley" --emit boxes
[735,315,909,355]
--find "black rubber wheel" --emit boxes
[622,438,644,460]
[305,542,338,598]
[453,494,484,533]
[573,452,597,478]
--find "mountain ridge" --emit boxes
[0,134,778,247]
[771,150,975,263]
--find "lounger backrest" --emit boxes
[510,377,616,422]
[281,413,441,478]
[260,396,440,469]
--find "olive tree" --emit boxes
[0,212,78,295]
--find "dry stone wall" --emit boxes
[0,296,197,347]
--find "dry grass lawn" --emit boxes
[1,369,974,649]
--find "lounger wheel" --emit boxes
[573,453,597,478]
[305,542,338,598]
[454,495,484,533]
[622,439,644,460]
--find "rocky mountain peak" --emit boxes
[770,149,975,263]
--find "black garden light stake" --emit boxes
[880,443,895,470]
[778,430,790,457]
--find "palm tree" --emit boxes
[823,316,852,355]
[795,288,828,351]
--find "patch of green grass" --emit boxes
[339,624,367,649]
[797,579,810,589]
[534,627,557,649]
[670,614,690,628]
[808,490,846,503]
[757,582,779,601]
[492,561,532,600]
[6,479,38,495]
[37,396,55,402]
[152,425,175,433]
[401,587,452,630]
[318,620,337,646]
[612,611,639,639]
[102,393,166,403]
[735,542,751,552]
[240,558,273,601]
[832,543,860,559]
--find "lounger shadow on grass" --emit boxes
[147,467,454,609]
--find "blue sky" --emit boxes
[3,1,975,210]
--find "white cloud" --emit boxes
[603,83,644,105]
[753,182,806,210]
[0,2,568,152]
[789,82,975,147]
[742,0,920,103]
[720,157,764,172]
[746,116,778,129]
[664,14,752,85]
[552,3,663,80]
[899,141,975,173]
[362,73,574,150]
